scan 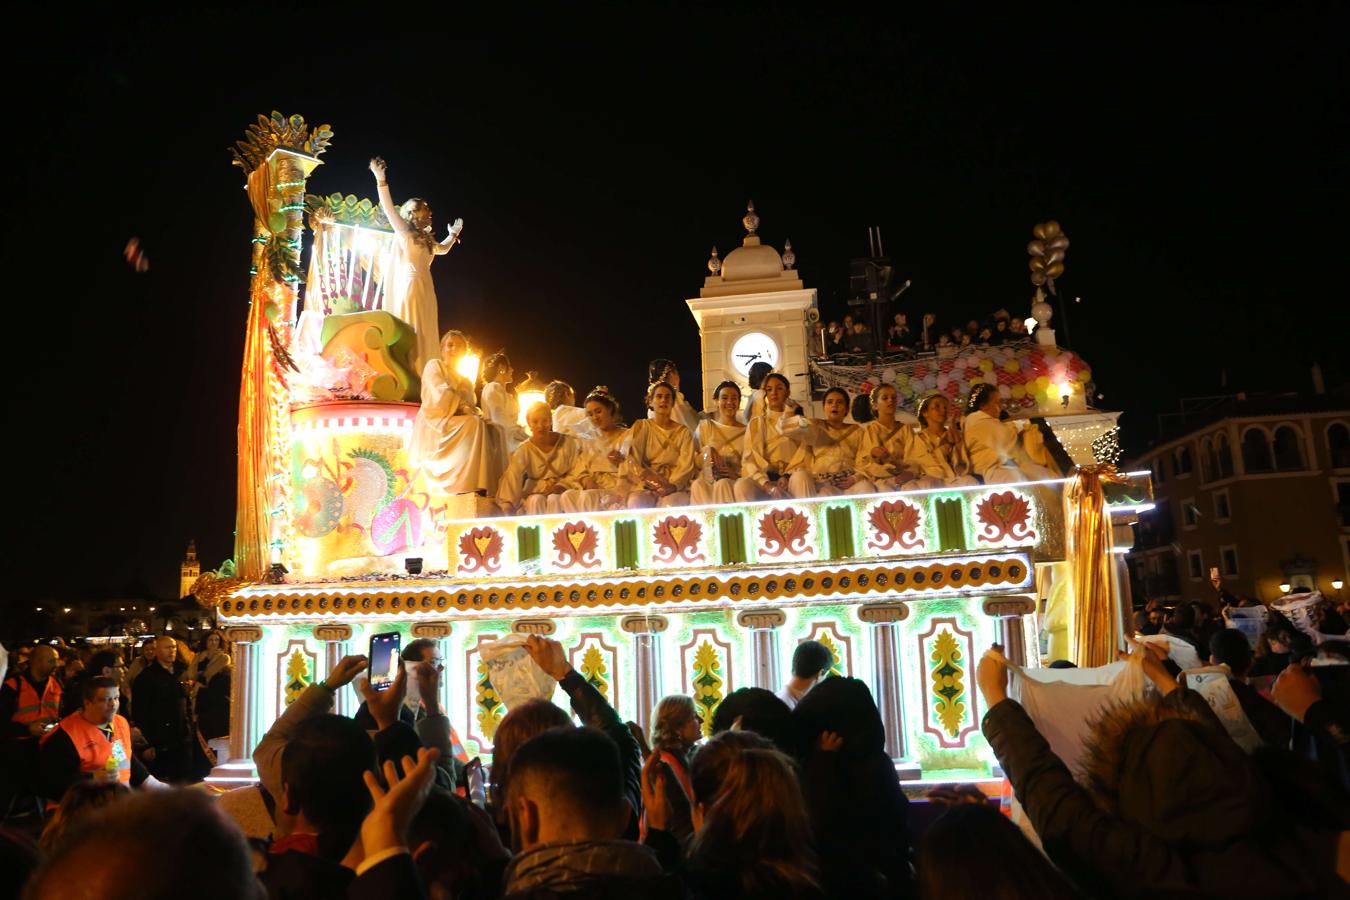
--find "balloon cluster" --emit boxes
[880,344,1092,412]
[1027,221,1069,294]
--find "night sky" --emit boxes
[9,6,1347,603]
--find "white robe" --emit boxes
[560,427,632,513]
[386,232,453,375]
[648,390,700,434]
[963,410,1058,484]
[693,420,747,505]
[622,419,697,508]
[496,434,587,516]
[407,359,507,496]
[481,382,526,454]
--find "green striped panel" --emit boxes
[934,497,968,552]
[614,520,639,569]
[516,525,540,563]
[718,513,747,564]
[825,506,855,560]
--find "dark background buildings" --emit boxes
[7,6,1347,602]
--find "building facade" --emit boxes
[1128,395,1350,605]
[180,539,201,599]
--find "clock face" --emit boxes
[730,331,780,377]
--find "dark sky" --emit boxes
[9,6,1347,601]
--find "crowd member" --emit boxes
[977,642,1349,896]
[778,640,833,710]
[908,393,977,488]
[1206,628,1289,748]
[647,359,700,433]
[131,635,193,784]
[37,780,130,857]
[738,373,804,502]
[847,322,875,354]
[188,630,231,743]
[917,802,1078,900]
[623,381,697,509]
[60,650,129,718]
[739,361,773,424]
[856,384,917,490]
[1,645,61,740]
[886,312,912,350]
[793,676,911,898]
[1162,603,1204,654]
[562,386,631,513]
[824,322,846,354]
[780,387,874,498]
[644,730,825,899]
[708,687,797,753]
[693,381,747,505]
[38,675,166,801]
[496,402,586,515]
[645,695,700,843]
[126,638,156,688]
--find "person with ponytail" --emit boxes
[778,387,875,499]
[907,393,979,488]
[693,381,747,505]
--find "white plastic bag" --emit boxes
[1137,633,1203,671]
[479,634,557,709]
[1222,606,1268,650]
[1183,666,1263,752]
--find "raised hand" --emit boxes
[356,661,407,731]
[449,217,464,237]
[412,660,442,717]
[360,748,441,864]
[369,157,387,179]
[976,645,1009,707]
[325,655,369,692]
[523,634,572,681]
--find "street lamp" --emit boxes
[1279,582,1291,594]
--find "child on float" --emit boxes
[646,358,701,433]
[906,393,979,488]
[856,383,921,491]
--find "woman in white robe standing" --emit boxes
[496,403,587,516]
[623,381,697,509]
[407,331,507,496]
[561,388,632,513]
[369,157,463,374]
[692,381,747,506]
[779,387,876,499]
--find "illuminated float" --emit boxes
[205,113,1151,783]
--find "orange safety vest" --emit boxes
[44,712,133,785]
[4,676,61,726]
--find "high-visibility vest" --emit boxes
[44,712,133,785]
[3,676,61,726]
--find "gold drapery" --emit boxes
[1065,466,1124,667]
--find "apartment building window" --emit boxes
[1215,433,1235,478]
[1174,446,1193,477]
[1219,545,1239,578]
[1337,480,1350,529]
[1213,489,1231,523]
[1273,425,1305,471]
[1242,427,1274,473]
[1182,496,1199,529]
[1187,549,1204,580]
[1328,422,1350,469]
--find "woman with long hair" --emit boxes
[622,381,697,508]
[963,383,1058,484]
[645,695,702,844]
[917,803,1079,900]
[855,383,919,491]
[693,381,747,506]
[561,387,633,513]
[647,359,701,432]
[737,373,805,502]
[780,387,875,499]
[682,735,824,899]
[368,157,463,373]
[907,393,978,488]
[481,351,526,454]
[188,630,231,741]
[496,402,587,515]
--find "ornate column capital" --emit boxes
[736,609,786,630]
[224,625,263,644]
[982,596,1036,618]
[512,618,557,636]
[621,615,669,635]
[314,624,354,642]
[858,602,909,625]
[412,622,453,639]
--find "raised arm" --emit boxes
[369,158,414,237]
[434,219,464,256]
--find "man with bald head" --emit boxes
[131,636,193,783]
[1,644,64,811]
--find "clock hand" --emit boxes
[735,353,762,360]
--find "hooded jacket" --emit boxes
[984,687,1345,898]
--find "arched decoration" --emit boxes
[1174,445,1193,477]
[1272,425,1305,471]
[276,639,316,710]
[916,617,980,749]
[568,632,619,710]
[1328,421,1350,469]
[1241,427,1274,474]
[680,628,733,736]
[1215,432,1235,479]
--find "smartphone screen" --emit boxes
[465,758,486,808]
[368,632,402,692]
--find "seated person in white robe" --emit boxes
[693,381,747,506]
[855,384,921,491]
[646,358,701,433]
[737,373,805,502]
[480,352,527,453]
[496,402,587,516]
[963,383,1060,484]
[778,387,876,499]
[545,380,593,439]
[904,393,979,489]
[407,331,508,496]
[560,387,633,513]
[622,381,697,509]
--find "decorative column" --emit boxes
[858,602,909,760]
[314,624,354,716]
[735,609,786,691]
[413,622,454,715]
[1111,521,1137,651]
[982,597,1037,668]
[620,615,668,735]
[224,625,263,763]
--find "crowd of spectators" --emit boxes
[0,599,1345,898]
[813,307,1031,361]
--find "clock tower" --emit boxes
[686,203,817,411]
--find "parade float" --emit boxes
[203,113,1151,783]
